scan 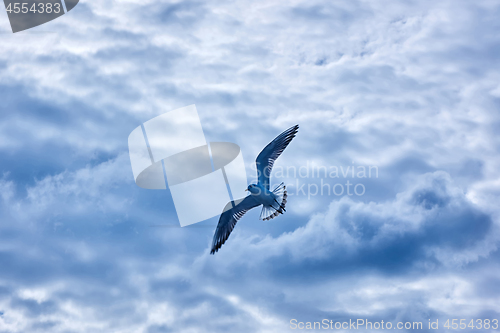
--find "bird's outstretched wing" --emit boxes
[211,195,261,254]
[256,125,299,190]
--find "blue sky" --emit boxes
[1,0,500,332]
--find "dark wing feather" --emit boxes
[256,125,299,189]
[210,196,261,254]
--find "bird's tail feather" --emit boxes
[260,183,287,221]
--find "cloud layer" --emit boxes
[1,0,500,332]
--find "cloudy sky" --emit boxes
[1,0,500,332]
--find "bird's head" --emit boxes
[245,184,260,194]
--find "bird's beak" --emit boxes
[245,189,248,191]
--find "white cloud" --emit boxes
[1,0,500,331]
[202,171,498,271]
[0,176,15,203]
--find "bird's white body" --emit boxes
[247,182,287,220]
[248,184,276,206]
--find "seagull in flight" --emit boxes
[210,124,299,254]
